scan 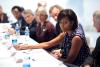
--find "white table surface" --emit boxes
[0,23,67,67]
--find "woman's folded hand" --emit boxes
[51,49,62,59]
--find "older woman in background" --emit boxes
[36,9,56,42]
[35,9,57,51]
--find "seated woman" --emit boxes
[35,9,57,51]
[35,10,56,43]
[82,10,100,67]
[11,6,27,35]
[14,9,90,66]
[0,5,9,23]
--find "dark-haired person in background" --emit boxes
[11,6,27,35]
[49,5,63,36]
[0,5,9,23]
[82,10,100,67]
[14,9,90,66]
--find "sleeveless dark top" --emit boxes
[60,25,90,66]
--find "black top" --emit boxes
[60,24,90,66]
[0,13,9,23]
[82,36,100,67]
[55,22,61,36]
[27,19,37,41]
[12,18,38,41]
[92,36,100,67]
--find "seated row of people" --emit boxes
[2,5,100,67]
[14,9,90,66]
[10,6,57,52]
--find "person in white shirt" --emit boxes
[49,5,63,27]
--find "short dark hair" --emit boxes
[57,9,78,31]
[11,6,24,12]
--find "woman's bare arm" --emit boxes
[14,32,66,50]
[64,36,83,63]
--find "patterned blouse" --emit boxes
[60,25,90,66]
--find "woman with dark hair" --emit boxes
[11,6,27,35]
[14,9,90,66]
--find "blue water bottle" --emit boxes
[15,24,20,36]
[23,57,31,67]
[25,26,29,36]
[12,35,17,45]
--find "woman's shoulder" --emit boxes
[73,24,85,40]
[97,36,100,40]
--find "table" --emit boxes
[0,23,67,67]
